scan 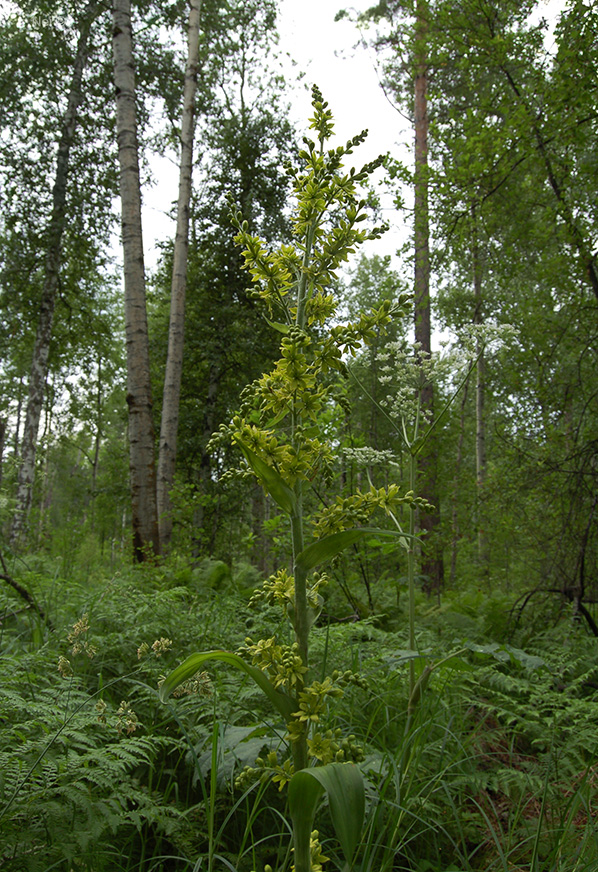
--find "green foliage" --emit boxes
[2,545,598,871]
[2,1,598,870]
[288,763,365,868]
[0,557,259,871]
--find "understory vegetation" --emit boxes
[2,555,598,870]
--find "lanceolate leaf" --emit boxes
[295,527,404,572]
[464,641,545,671]
[265,317,291,334]
[235,440,297,515]
[158,651,296,720]
[289,763,365,864]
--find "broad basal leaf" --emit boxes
[159,650,295,720]
[289,762,365,865]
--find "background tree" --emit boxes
[6,2,103,545]
[149,0,295,559]
[428,0,598,611]
[112,0,160,560]
[358,0,446,592]
[156,0,201,551]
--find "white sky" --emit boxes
[277,0,412,262]
[277,1,410,162]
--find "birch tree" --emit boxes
[157,0,201,551]
[150,0,291,556]
[112,0,159,560]
[10,2,101,546]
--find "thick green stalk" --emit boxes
[290,488,309,774]
[296,222,317,331]
[289,219,317,872]
[293,813,312,872]
[407,449,417,702]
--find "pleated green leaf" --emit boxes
[158,650,296,720]
[289,763,365,864]
[296,527,403,572]
[235,440,297,516]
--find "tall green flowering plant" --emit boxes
[160,87,414,872]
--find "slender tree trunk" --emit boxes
[13,377,23,457]
[36,389,54,549]
[90,356,103,534]
[112,0,159,560]
[192,363,220,556]
[413,0,443,594]
[157,0,202,550]
[0,417,6,493]
[449,378,469,587]
[10,4,99,547]
[475,345,487,563]
[471,206,489,574]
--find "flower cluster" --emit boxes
[311,484,427,539]
[342,446,396,467]
[287,678,343,734]
[294,830,329,872]
[151,637,173,657]
[137,637,173,660]
[235,750,294,793]
[116,700,140,736]
[307,727,365,765]
[67,613,96,658]
[249,831,328,872]
[57,655,73,678]
[169,671,212,699]
[95,699,107,724]
[241,636,307,691]
[249,568,328,618]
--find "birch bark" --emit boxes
[471,208,489,573]
[157,0,202,550]
[11,4,99,547]
[112,0,159,560]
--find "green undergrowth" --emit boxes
[1,555,597,871]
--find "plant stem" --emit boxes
[293,812,312,872]
[289,216,316,872]
[407,448,417,704]
[290,479,309,776]
[296,222,316,331]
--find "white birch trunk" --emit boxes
[157,0,202,550]
[112,0,159,560]
[472,209,489,571]
[11,4,99,547]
